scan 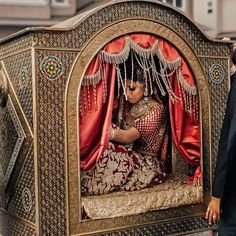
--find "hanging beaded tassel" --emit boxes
[79,92,83,115]
[193,94,199,120]
[93,84,98,110]
[87,85,91,112]
[159,62,178,102]
[81,67,102,114]
[131,50,134,88]
[176,70,184,109]
[83,87,87,114]
[177,68,197,95]
[81,36,199,119]
[143,70,149,96]
[123,61,127,100]
[116,65,127,99]
[83,67,102,86]
[99,37,130,64]
[101,61,107,103]
[176,68,198,114]
[115,64,121,98]
[151,57,166,96]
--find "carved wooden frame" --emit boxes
[65,19,210,235]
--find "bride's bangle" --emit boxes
[109,128,115,140]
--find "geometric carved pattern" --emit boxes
[0,110,13,192]
[200,58,229,174]
[209,64,225,84]
[7,143,35,223]
[36,50,78,235]
[0,209,35,236]
[0,98,25,199]
[0,35,32,59]
[19,66,31,90]
[40,55,64,80]
[3,51,33,129]
[22,187,33,212]
[96,216,210,236]
[32,2,229,57]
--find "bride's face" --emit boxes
[126,80,145,104]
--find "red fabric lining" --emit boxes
[80,33,201,179]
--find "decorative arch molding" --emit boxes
[65,19,210,234]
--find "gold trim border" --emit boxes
[31,44,40,236]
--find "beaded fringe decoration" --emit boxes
[81,36,198,118]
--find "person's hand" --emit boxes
[205,196,220,225]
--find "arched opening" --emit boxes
[65,19,210,233]
[79,33,202,219]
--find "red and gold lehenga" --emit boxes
[82,102,169,196]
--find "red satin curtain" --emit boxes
[80,63,116,170]
[80,33,200,172]
[169,61,200,167]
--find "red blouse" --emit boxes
[133,104,168,155]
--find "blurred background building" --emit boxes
[0,0,95,39]
[161,0,236,39]
[0,0,235,41]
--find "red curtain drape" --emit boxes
[80,33,201,175]
[169,61,200,166]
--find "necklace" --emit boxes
[130,97,151,120]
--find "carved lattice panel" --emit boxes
[3,51,33,129]
[0,209,35,236]
[0,35,33,59]
[0,98,25,203]
[7,143,35,223]
[96,216,210,236]
[36,50,78,235]
[199,58,229,174]
[30,1,229,57]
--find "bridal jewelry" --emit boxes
[109,127,115,140]
[130,97,151,119]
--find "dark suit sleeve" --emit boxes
[212,75,236,198]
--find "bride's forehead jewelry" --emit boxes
[126,82,145,91]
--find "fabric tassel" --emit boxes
[177,69,197,96]
[81,36,199,118]
[101,61,107,103]
[156,48,181,70]
[93,84,98,110]
[83,67,102,86]
[79,93,83,115]
[83,87,87,114]
[127,37,157,58]
[116,65,127,100]
[131,50,134,88]
[87,85,91,112]
[99,37,130,65]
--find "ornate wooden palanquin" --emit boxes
[0,0,233,235]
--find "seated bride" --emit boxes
[81,59,170,196]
